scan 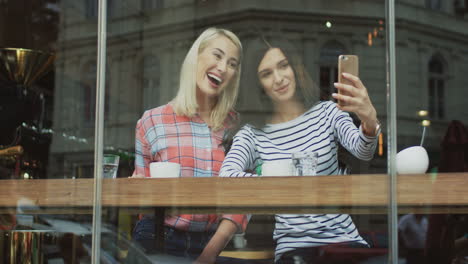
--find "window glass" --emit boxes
[0,0,98,263]
[102,1,388,264]
[396,1,468,263]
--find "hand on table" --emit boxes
[128,172,145,178]
[332,72,379,136]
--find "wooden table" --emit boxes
[1,172,467,252]
[0,172,467,214]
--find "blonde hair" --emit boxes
[172,27,242,130]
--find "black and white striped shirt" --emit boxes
[220,101,379,261]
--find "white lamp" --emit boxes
[396,146,429,174]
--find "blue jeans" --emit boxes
[276,242,369,264]
[131,216,259,263]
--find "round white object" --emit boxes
[396,146,429,174]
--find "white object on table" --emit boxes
[150,162,181,178]
[262,160,293,176]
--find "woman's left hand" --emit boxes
[332,73,379,136]
[128,172,145,178]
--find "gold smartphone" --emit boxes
[337,55,359,101]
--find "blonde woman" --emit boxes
[132,28,249,264]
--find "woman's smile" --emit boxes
[207,72,223,88]
[275,83,290,94]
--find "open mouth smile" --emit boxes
[207,73,223,87]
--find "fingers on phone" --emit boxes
[341,73,363,88]
[334,82,355,95]
[332,92,349,104]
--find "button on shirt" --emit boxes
[134,103,247,232]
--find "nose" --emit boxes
[217,59,227,73]
[273,70,283,84]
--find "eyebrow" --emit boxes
[258,58,288,75]
[277,58,288,65]
[214,48,239,64]
[213,48,225,55]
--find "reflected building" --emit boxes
[48,0,468,178]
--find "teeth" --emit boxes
[207,73,222,84]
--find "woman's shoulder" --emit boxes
[235,124,259,137]
[146,103,174,115]
[138,103,177,124]
[307,100,340,116]
[309,100,336,111]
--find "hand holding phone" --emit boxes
[337,55,359,100]
[333,55,379,136]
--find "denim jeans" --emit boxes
[131,216,259,264]
[131,216,210,257]
[276,242,369,264]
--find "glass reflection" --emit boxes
[396,0,468,263]
[221,33,381,263]
[103,1,387,264]
[0,0,99,263]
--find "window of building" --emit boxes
[85,0,98,18]
[142,0,164,10]
[454,0,468,16]
[85,0,115,18]
[143,55,160,91]
[319,40,346,100]
[426,0,442,10]
[83,63,110,124]
[428,55,446,119]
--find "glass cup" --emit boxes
[103,154,120,178]
[291,151,318,176]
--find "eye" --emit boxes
[213,52,222,60]
[228,60,238,69]
[279,61,289,69]
[259,71,271,79]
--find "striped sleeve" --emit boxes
[220,126,259,177]
[219,126,255,231]
[327,103,378,161]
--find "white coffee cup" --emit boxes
[150,162,181,178]
[262,160,293,176]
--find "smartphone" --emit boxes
[337,55,359,99]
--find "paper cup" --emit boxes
[150,162,181,178]
[262,160,293,176]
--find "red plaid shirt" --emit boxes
[135,103,247,232]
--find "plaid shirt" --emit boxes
[135,103,247,232]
